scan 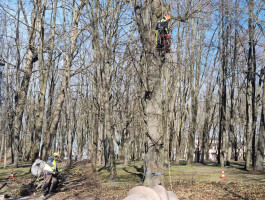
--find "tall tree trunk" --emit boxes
[66,78,72,165]
[134,1,164,186]
[218,0,228,167]
[251,30,257,168]
[13,0,40,167]
[255,61,265,171]
[201,72,214,163]
[230,0,238,162]
[0,63,3,161]
[33,0,57,162]
[220,17,228,168]
[227,0,237,165]
[87,0,100,170]
[245,0,255,170]
[254,29,265,170]
[187,10,199,165]
[172,13,182,164]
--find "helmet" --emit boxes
[53,152,60,157]
[163,14,171,21]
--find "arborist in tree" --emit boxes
[41,152,61,198]
[155,14,171,53]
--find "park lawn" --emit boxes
[0,160,264,199]
[165,161,265,199]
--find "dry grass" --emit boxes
[0,160,264,199]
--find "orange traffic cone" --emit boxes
[10,169,14,179]
[220,169,226,179]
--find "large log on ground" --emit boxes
[152,185,169,200]
[127,186,161,200]
[123,185,179,200]
[123,193,152,200]
[167,191,179,200]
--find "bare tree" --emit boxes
[41,0,86,160]
[245,0,255,170]
[12,0,42,167]
[254,7,265,171]
[32,0,58,162]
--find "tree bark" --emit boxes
[133,1,164,186]
[254,50,265,171]
[13,0,40,167]
[187,10,200,165]
[245,0,255,170]
[32,0,57,162]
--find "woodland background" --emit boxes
[0,0,264,186]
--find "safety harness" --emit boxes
[155,19,171,53]
[43,157,57,174]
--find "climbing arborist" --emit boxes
[155,14,171,53]
[41,152,60,197]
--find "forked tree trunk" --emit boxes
[33,0,57,162]
[13,0,40,167]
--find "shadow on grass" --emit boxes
[223,185,248,200]
[98,166,110,172]
[19,163,32,168]
[187,160,249,171]
[0,181,7,190]
[19,179,36,196]
[209,182,247,199]
[122,164,143,180]
[227,161,249,172]
[229,161,245,167]
[249,176,265,184]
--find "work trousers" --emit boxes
[41,171,58,194]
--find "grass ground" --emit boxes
[0,160,264,199]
